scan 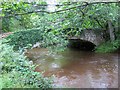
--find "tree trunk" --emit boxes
[108,20,115,41]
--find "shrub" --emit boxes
[5,29,43,50]
[95,39,120,53]
[0,39,53,89]
[5,28,68,51]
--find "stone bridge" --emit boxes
[68,29,105,51]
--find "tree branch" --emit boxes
[0,1,119,19]
[94,17,104,28]
[24,1,118,6]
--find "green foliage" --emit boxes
[5,28,68,51]
[1,70,53,88]
[5,29,43,49]
[95,40,120,53]
[1,1,119,53]
[0,39,29,72]
[1,2,119,37]
[1,2,32,32]
[0,1,47,32]
[96,28,120,53]
[61,3,119,30]
[0,39,53,89]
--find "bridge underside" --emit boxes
[68,39,96,51]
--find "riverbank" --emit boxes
[0,40,53,89]
[95,40,120,53]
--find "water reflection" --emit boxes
[26,48,118,88]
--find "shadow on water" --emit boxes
[25,48,118,88]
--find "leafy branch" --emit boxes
[0,1,119,18]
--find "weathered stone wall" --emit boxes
[79,29,105,46]
[69,29,106,46]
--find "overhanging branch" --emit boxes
[0,3,88,18]
[94,17,104,28]
[24,1,118,6]
[0,1,119,19]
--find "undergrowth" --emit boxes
[95,39,120,53]
[5,28,68,51]
[0,39,53,89]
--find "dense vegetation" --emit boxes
[0,0,119,89]
[5,28,67,51]
[0,1,119,52]
[0,39,53,89]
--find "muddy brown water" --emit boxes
[26,48,118,88]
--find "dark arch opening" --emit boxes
[68,39,96,51]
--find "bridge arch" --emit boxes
[68,39,96,51]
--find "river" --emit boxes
[25,48,118,88]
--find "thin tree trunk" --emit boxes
[108,20,115,41]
